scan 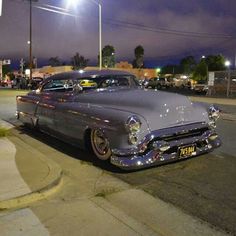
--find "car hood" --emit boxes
[77,88,209,130]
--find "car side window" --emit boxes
[98,76,131,88]
[42,79,74,92]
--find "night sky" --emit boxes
[0,0,236,68]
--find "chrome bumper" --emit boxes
[110,123,221,170]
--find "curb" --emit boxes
[0,172,63,211]
[0,120,63,212]
[221,112,236,121]
[188,96,236,106]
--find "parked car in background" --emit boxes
[79,79,98,89]
[192,80,208,94]
[145,77,171,89]
[0,78,13,87]
[29,77,44,90]
[16,70,221,170]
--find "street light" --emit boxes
[67,0,102,70]
[201,55,212,95]
[225,60,231,97]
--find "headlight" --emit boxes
[125,116,141,134]
[126,116,142,145]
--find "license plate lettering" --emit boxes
[179,145,196,158]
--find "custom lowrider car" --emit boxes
[16,70,221,170]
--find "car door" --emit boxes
[16,91,42,126]
[37,78,75,133]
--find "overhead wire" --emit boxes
[31,3,235,40]
[10,0,235,39]
[9,0,236,61]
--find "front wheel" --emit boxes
[90,129,111,160]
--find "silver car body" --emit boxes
[16,70,221,170]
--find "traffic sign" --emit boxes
[208,72,215,86]
[3,59,11,65]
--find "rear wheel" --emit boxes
[90,129,111,160]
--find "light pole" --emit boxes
[225,60,231,97]
[201,55,208,80]
[98,2,102,70]
[29,0,32,82]
[87,0,102,70]
[202,55,210,95]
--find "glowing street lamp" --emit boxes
[225,60,231,97]
[225,60,231,67]
[156,67,161,75]
[67,0,102,70]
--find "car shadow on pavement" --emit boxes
[11,121,202,174]
[15,125,129,174]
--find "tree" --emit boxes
[161,64,182,75]
[2,65,12,77]
[192,61,207,81]
[205,55,225,71]
[180,56,196,75]
[49,57,61,67]
[133,45,144,68]
[192,54,226,81]
[101,45,115,68]
[71,53,89,70]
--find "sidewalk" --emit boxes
[188,96,236,121]
[188,95,236,106]
[0,119,228,236]
[0,120,62,210]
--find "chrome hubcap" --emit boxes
[93,130,109,155]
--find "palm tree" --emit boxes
[49,57,61,67]
[101,45,115,68]
[71,53,89,70]
[133,45,144,68]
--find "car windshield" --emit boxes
[42,74,139,92]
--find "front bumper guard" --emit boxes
[110,126,221,170]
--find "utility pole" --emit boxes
[234,52,236,70]
[29,0,32,81]
[20,58,25,75]
[24,0,37,82]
